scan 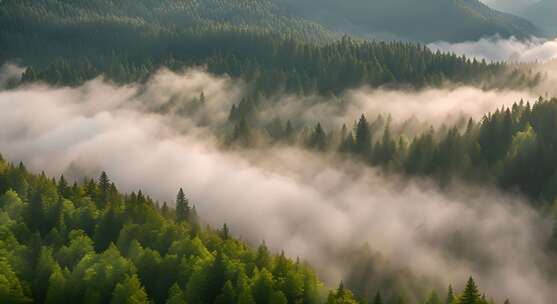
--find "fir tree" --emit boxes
[175,188,189,223]
[459,277,481,304]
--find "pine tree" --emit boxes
[222,223,230,240]
[161,202,170,218]
[308,123,327,150]
[45,268,67,304]
[98,171,111,208]
[459,277,481,304]
[175,188,189,223]
[58,174,70,198]
[166,283,186,304]
[354,114,371,154]
[215,281,236,304]
[111,275,149,304]
[446,285,455,304]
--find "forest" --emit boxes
[1,0,541,94]
[1,0,556,304]
[228,96,557,206]
[0,157,498,304]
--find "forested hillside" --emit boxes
[0,1,553,303]
[228,96,557,208]
[0,155,499,304]
[276,0,541,42]
[1,0,540,94]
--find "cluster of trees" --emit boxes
[2,0,541,93]
[0,158,329,303]
[0,154,504,304]
[228,97,557,206]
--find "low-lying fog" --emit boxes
[1,63,556,303]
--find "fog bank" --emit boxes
[428,36,557,62]
[0,69,555,303]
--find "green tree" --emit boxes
[458,277,481,304]
[308,123,328,151]
[354,115,372,155]
[111,274,149,304]
[446,285,455,304]
[33,248,60,304]
[252,269,275,304]
[166,283,186,304]
[98,171,111,208]
[45,268,67,304]
[0,258,29,303]
[215,281,236,304]
[175,188,190,223]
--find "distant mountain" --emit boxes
[275,0,542,42]
[520,0,557,37]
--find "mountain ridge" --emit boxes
[275,0,542,42]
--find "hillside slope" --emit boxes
[1,0,540,94]
[276,0,541,42]
[0,157,353,303]
[520,0,557,37]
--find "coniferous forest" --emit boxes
[0,157,496,304]
[1,0,557,304]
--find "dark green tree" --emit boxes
[175,188,189,223]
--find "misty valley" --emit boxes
[1,1,557,304]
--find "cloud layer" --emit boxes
[0,69,555,303]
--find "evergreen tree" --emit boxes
[459,277,481,304]
[45,268,67,304]
[446,285,455,304]
[222,223,230,240]
[175,188,189,223]
[96,171,112,208]
[215,281,236,304]
[354,115,372,155]
[111,275,149,304]
[308,123,327,150]
[166,283,186,304]
[0,258,29,303]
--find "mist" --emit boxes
[271,87,535,130]
[428,36,557,62]
[0,68,555,303]
[0,63,24,89]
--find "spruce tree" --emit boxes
[308,123,327,150]
[354,114,371,154]
[166,284,186,304]
[446,285,455,304]
[175,188,189,223]
[459,277,481,304]
[111,275,148,304]
[98,171,111,207]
